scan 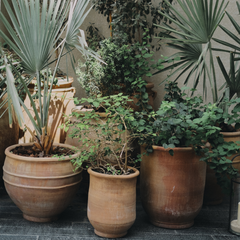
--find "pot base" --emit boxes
[150,219,194,229]
[94,229,127,238]
[23,214,58,223]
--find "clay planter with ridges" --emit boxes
[140,145,206,229]
[3,143,82,222]
[87,167,139,238]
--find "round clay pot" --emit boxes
[3,143,82,222]
[87,167,139,238]
[221,131,240,172]
[140,145,206,229]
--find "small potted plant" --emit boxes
[65,94,139,238]
[0,0,100,222]
[131,82,240,229]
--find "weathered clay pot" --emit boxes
[87,167,139,238]
[221,131,240,172]
[140,145,206,229]
[3,143,82,222]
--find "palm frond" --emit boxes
[154,0,227,102]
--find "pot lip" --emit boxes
[220,131,240,137]
[152,145,194,151]
[146,82,154,89]
[5,143,80,162]
[87,166,139,179]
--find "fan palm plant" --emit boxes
[213,1,240,101]
[154,0,228,103]
[0,0,100,156]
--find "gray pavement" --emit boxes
[0,179,238,240]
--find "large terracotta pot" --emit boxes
[221,131,240,172]
[3,143,82,222]
[87,167,139,238]
[140,145,206,229]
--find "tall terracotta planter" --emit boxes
[87,167,139,238]
[3,143,82,222]
[140,145,206,229]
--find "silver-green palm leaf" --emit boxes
[0,0,98,154]
[154,0,228,103]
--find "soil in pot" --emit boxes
[3,143,82,222]
[87,166,139,238]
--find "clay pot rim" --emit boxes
[220,131,240,137]
[5,143,80,162]
[152,145,194,152]
[146,82,154,89]
[87,166,139,179]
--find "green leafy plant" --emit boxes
[0,0,100,156]
[65,94,138,175]
[131,82,240,192]
[77,33,159,110]
[91,0,173,49]
[86,23,105,51]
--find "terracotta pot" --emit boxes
[0,95,19,184]
[87,167,139,238]
[221,131,240,172]
[128,82,157,111]
[19,81,76,144]
[140,145,206,229]
[3,143,82,222]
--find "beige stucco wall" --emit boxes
[0,1,239,110]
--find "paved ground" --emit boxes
[0,179,238,240]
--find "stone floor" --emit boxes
[0,181,238,240]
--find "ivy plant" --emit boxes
[64,94,138,175]
[130,82,240,193]
[77,33,162,110]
